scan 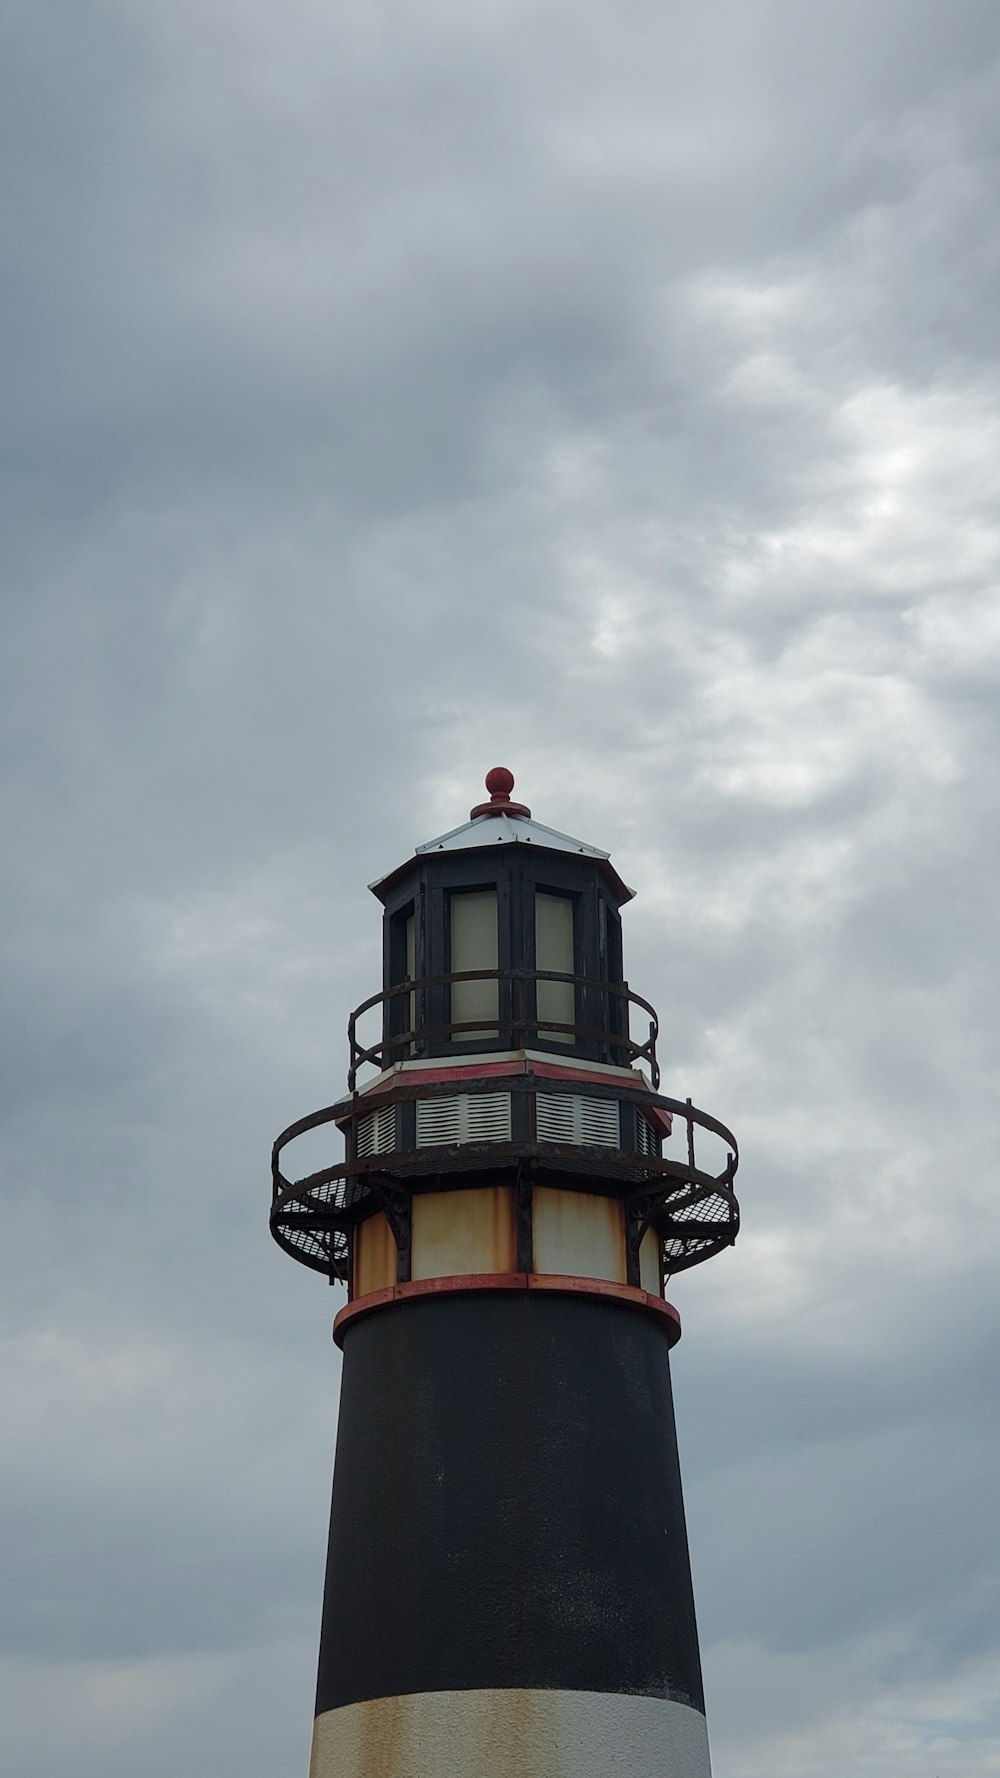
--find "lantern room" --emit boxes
[366,765,634,1071]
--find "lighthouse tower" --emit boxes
[270,769,739,1778]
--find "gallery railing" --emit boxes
[347,967,660,1090]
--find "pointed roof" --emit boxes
[369,768,635,904]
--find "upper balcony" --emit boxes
[348,966,660,1090]
[270,968,738,1288]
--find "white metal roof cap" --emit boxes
[369,817,634,902]
[367,769,636,903]
[416,810,611,861]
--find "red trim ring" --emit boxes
[333,1273,681,1347]
[382,1059,525,1086]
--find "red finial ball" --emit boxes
[470,765,531,820]
[485,766,515,797]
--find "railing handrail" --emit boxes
[269,1069,739,1284]
[346,966,659,1091]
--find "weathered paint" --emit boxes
[531,1185,625,1284]
[333,1274,681,1346]
[639,1223,661,1294]
[310,1688,711,1778]
[410,1186,517,1280]
[353,1211,397,1298]
[360,1185,655,1297]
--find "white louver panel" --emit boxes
[535,1094,576,1144]
[356,1104,396,1158]
[416,1092,512,1147]
[536,1094,621,1148]
[636,1114,657,1157]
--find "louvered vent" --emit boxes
[636,1114,658,1157]
[356,1104,396,1158]
[536,1094,621,1148]
[416,1093,512,1147]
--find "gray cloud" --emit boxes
[3,2,999,1773]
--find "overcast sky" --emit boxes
[3,2,999,1773]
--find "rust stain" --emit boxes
[485,1687,561,1776]
[356,1691,404,1778]
[354,1212,397,1297]
[335,1274,681,1346]
[638,1223,661,1294]
[313,1689,564,1777]
[532,1186,626,1285]
[489,1185,517,1272]
[313,1686,707,1775]
[411,1187,516,1279]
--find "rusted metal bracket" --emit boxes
[624,1191,661,1288]
[369,1177,413,1284]
[515,1163,534,1275]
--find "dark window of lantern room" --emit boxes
[448,889,499,1043]
[534,890,575,1044]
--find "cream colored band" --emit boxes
[310,1686,711,1778]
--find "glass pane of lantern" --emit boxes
[535,892,574,1043]
[449,891,498,1041]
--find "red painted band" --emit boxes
[528,1061,655,1092]
[390,1059,525,1085]
[333,1273,681,1348]
[358,1057,656,1093]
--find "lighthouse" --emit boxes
[270,768,740,1778]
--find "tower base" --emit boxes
[311,1687,711,1777]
